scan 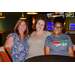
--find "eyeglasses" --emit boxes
[54,26,62,29]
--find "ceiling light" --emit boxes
[20,12,26,20]
[27,12,38,15]
[0,12,5,18]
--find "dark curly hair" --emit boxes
[54,17,65,27]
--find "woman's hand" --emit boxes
[0,46,5,52]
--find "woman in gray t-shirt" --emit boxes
[44,17,74,57]
[27,17,51,59]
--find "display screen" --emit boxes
[46,22,54,30]
[56,12,64,17]
[69,23,75,30]
[47,12,64,18]
[65,12,74,18]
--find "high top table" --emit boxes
[25,55,75,62]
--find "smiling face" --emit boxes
[53,22,63,36]
[36,19,45,31]
[18,21,27,33]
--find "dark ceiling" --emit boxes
[38,12,54,13]
[2,12,53,18]
[3,12,74,18]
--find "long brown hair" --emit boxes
[14,19,28,36]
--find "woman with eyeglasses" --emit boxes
[44,17,74,57]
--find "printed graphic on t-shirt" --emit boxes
[52,40,67,47]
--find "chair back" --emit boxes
[0,47,12,62]
[0,56,2,62]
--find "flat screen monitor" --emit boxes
[46,22,54,30]
[47,12,64,18]
[65,12,74,18]
[69,23,75,30]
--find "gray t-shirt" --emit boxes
[44,34,73,56]
[27,31,51,59]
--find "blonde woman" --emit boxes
[0,20,29,62]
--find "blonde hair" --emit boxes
[14,19,28,36]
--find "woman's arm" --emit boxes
[44,47,50,55]
[68,46,74,57]
[0,36,14,52]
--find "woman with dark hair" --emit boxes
[44,17,74,57]
[27,17,51,59]
[0,19,29,62]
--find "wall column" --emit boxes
[30,15,36,32]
